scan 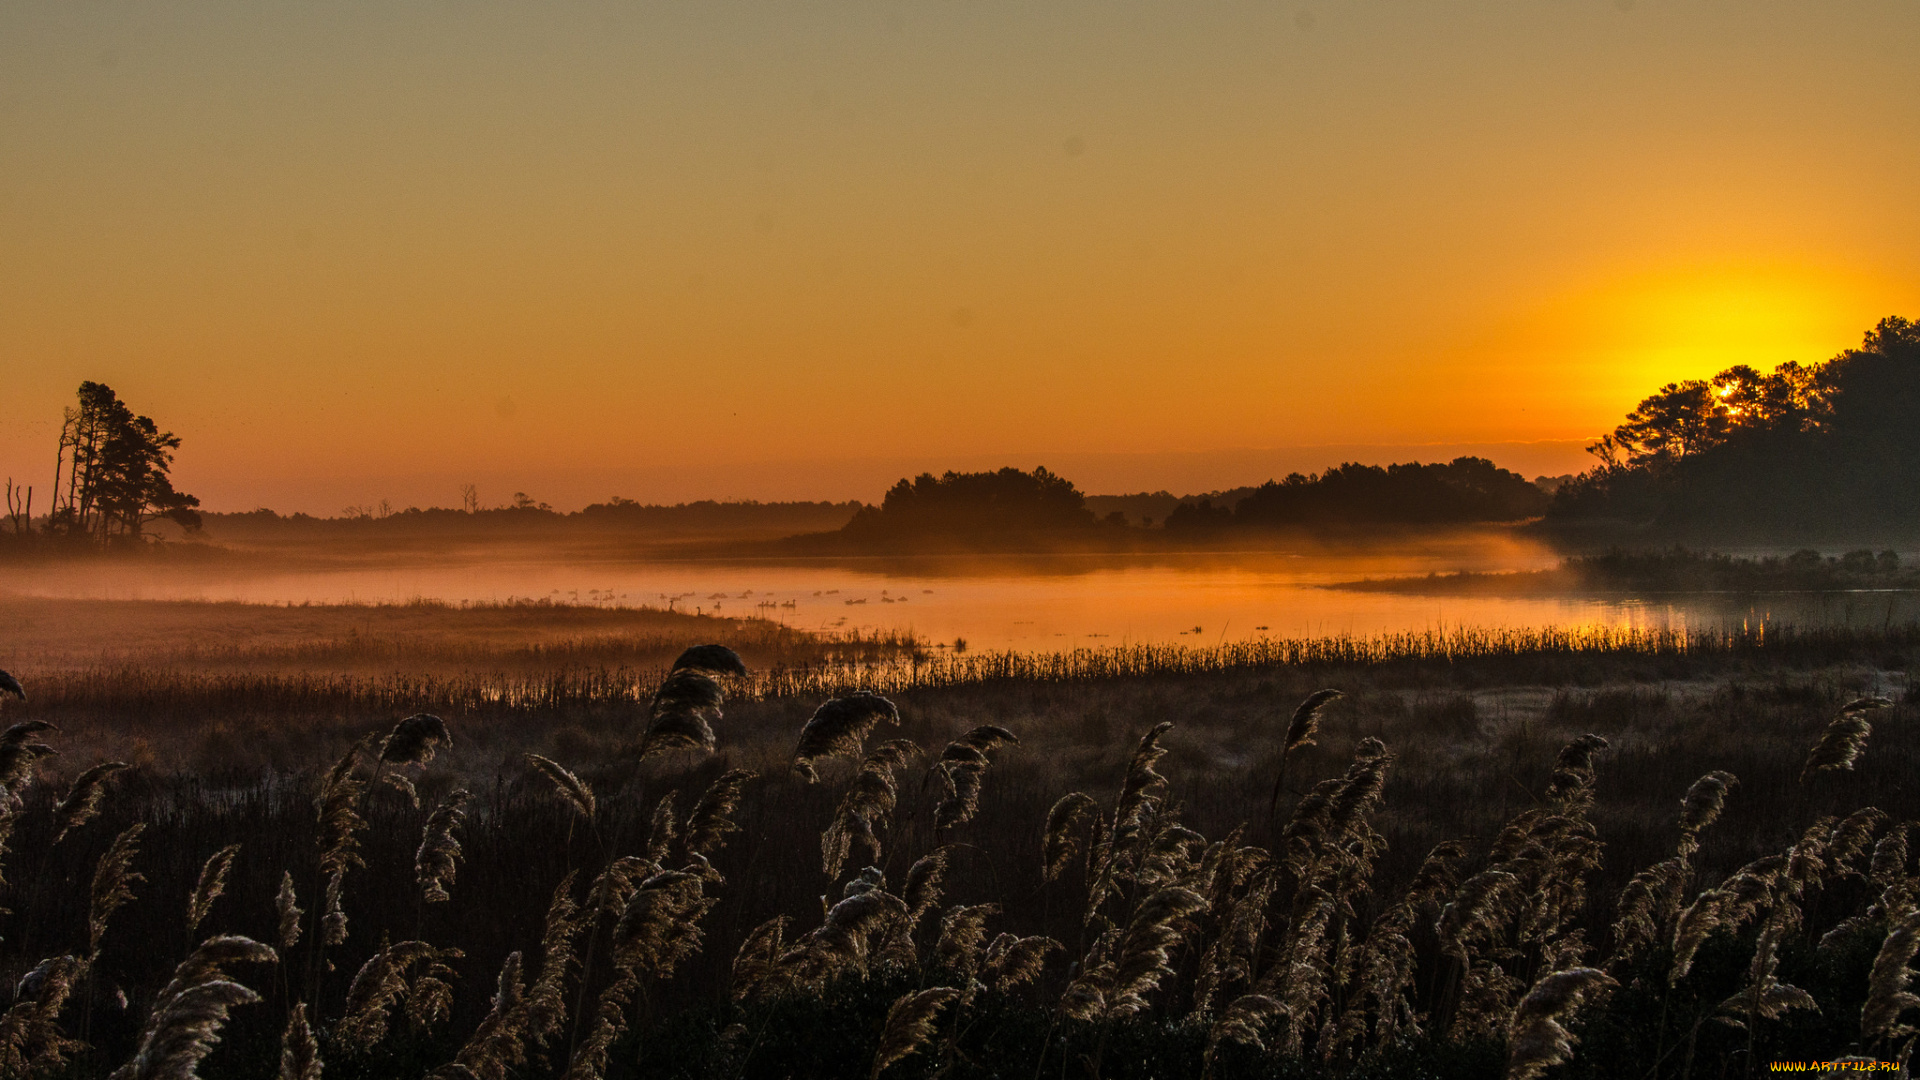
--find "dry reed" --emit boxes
[186,844,241,932]
[110,935,277,1080]
[416,789,471,903]
[793,692,900,782]
[869,986,958,1079]
[1504,967,1616,1080]
[638,670,724,760]
[274,1003,320,1080]
[52,761,130,843]
[524,754,596,820]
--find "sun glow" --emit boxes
[1584,263,1883,394]
[1461,259,1912,443]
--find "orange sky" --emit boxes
[3,2,1917,513]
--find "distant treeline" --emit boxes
[202,497,863,543]
[794,459,1549,553]
[1545,315,1920,544]
[1162,457,1546,531]
[840,466,1112,535]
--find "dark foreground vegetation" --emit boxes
[1336,547,1917,597]
[4,601,1920,1078]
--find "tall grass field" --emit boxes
[2,597,1918,1079]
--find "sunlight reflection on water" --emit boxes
[9,543,1919,651]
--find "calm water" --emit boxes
[9,539,1920,651]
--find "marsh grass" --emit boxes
[1,602,1918,1077]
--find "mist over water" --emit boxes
[8,540,1917,651]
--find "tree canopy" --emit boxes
[842,466,1097,534]
[49,381,200,542]
[1548,316,1920,541]
[1165,457,1548,531]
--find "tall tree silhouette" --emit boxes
[49,381,200,543]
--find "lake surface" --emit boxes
[9,537,1920,651]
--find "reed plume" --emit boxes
[930,726,1019,829]
[52,760,130,843]
[416,789,471,904]
[1668,852,1791,986]
[954,723,1019,753]
[1543,734,1610,811]
[1203,993,1285,1078]
[644,792,678,864]
[524,754,596,820]
[822,740,920,879]
[89,823,146,959]
[611,869,713,978]
[784,888,911,988]
[111,936,277,1080]
[1115,722,1174,831]
[337,940,465,1052]
[869,986,958,1080]
[683,768,754,860]
[1436,868,1518,964]
[1717,921,1817,1030]
[904,848,950,927]
[275,872,303,951]
[1063,885,1207,1020]
[981,933,1059,991]
[1829,806,1887,880]
[671,643,748,676]
[1193,867,1276,1015]
[793,691,900,781]
[0,954,85,1077]
[1844,695,1897,714]
[638,668,724,759]
[187,844,241,932]
[1611,855,1690,964]
[1872,824,1911,890]
[582,856,653,927]
[408,946,463,1031]
[934,903,999,975]
[1822,827,1918,953]
[1080,725,1182,925]
[731,916,791,1001]
[0,720,57,806]
[275,1003,320,1080]
[443,952,527,1080]
[567,869,713,1080]
[379,713,452,766]
[1863,911,1920,1044]
[526,872,583,1051]
[1504,967,1615,1080]
[0,669,23,700]
[1677,769,1738,844]
[314,740,370,946]
[1802,698,1892,782]
[1268,689,1343,819]
[1041,792,1099,882]
[1282,689,1343,757]
[336,942,416,1053]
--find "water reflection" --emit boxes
[5,545,1917,652]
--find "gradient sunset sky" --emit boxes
[4,2,1917,513]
